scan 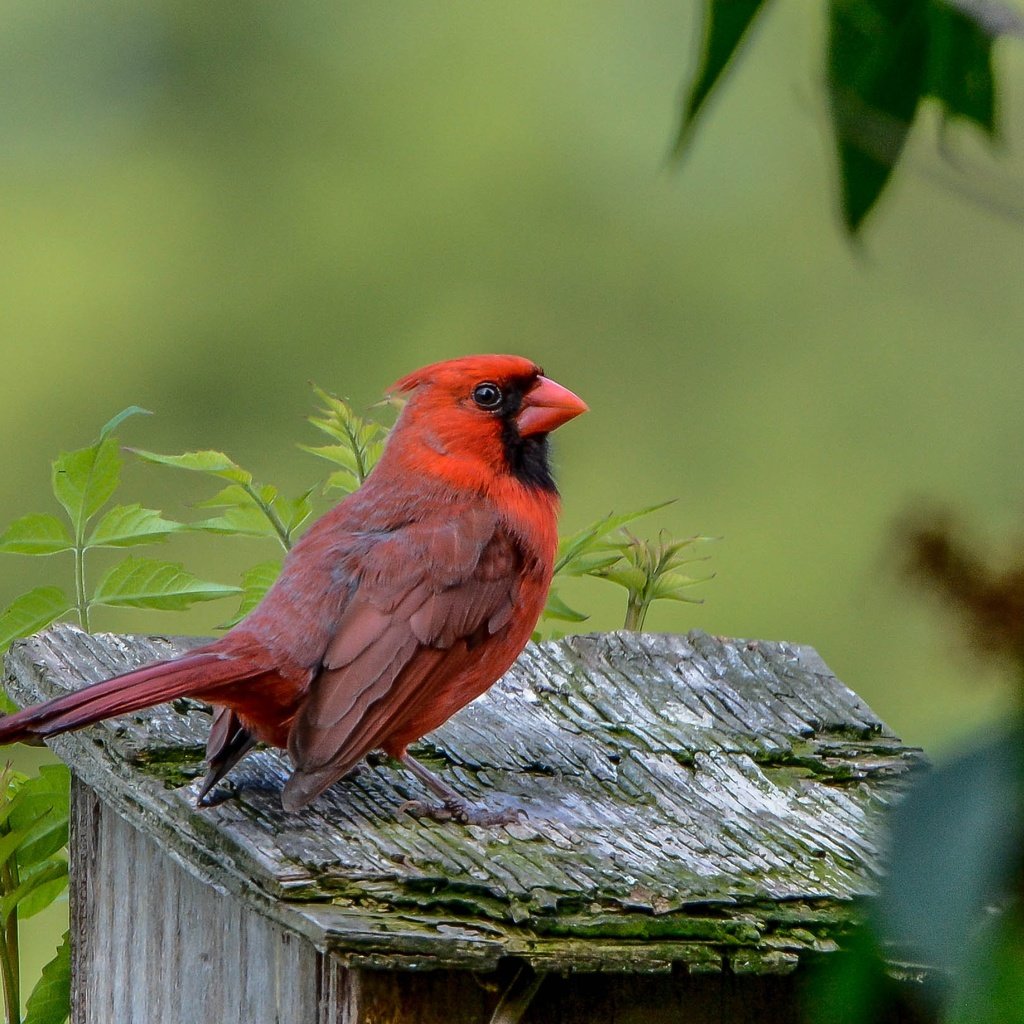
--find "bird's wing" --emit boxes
[283,505,522,808]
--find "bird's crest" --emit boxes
[390,355,543,395]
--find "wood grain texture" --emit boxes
[5,624,924,977]
[68,786,848,1024]
[69,778,352,1024]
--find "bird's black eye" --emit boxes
[472,381,503,410]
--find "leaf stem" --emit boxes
[345,421,371,484]
[0,881,19,1024]
[623,597,647,632]
[73,544,90,632]
[241,484,292,551]
[0,785,20,1024]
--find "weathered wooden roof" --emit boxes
[5,624,923,974]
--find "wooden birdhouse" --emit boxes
[4,624,924,1023]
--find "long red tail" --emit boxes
[0,652,259,745]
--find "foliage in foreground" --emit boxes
[678,0,1023,235]
[0,393,710,1023]
[805,510,1024,1023]
[0,767,69,1024]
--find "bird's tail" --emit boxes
[0,652,256,746]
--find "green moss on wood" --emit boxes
[3,625,925,974]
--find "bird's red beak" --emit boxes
[516,376,588,437]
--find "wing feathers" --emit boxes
[323,583,429,668]
[307,632,419,742]
[284,508,525,808]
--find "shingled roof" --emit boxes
[4,624,923,975]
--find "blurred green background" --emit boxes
[1,0,1022,987]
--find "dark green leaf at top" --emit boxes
[926,1,996,135]
[675,0,771,155]
[827,0,930,233]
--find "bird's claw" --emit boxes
[196,780,237,808]
[398,797,526,826]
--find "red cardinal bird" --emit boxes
[0,355,586,822]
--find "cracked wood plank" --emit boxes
[4,624,924,975]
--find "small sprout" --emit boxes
[299,385,393,494]
[541,502,714,634]
[594,529,714,631]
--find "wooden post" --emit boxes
[5,625,924,1023]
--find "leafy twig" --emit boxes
[299,385,392,494]
[540,502,713,634]
[0,764,71,1024]
[598,530,714,631]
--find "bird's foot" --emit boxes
[399,797,526,826]
[196,780,239,808]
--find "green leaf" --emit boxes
[0,588,71,655]
[9,765,70,868]
[191,481,266,509]
[17,866,69,920]
[320,469,361,495]
[219,560,281,628]
[189,506,281,540]
[804,926,902,1024]
[0,815,49,873]
[651,571,708,602]
[0,774,29,831]
[130,448,253,486]
[875,726,1024,977]
[92,557,240,611]
[99,405,151,441]
[946,906,1024,1024]
[926,1,996,135]
[563,551,622,576]
[827,0,930,233]
[541,591,590,624]
[596,565,649,592]
[0,860,67,922]
[301,443,360,473]
[51,437,121,537]
[0,514,74,556]
[188,483,312,546]
[0,806,66,882]
[302,385,388,492]
[23,930,70,1024]
[86,504,183,548]
[278,488,315,535]
[675,0,771,154]
[555,502,673,576]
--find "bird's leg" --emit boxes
[397,752,524,826]
[197,710,258,807]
